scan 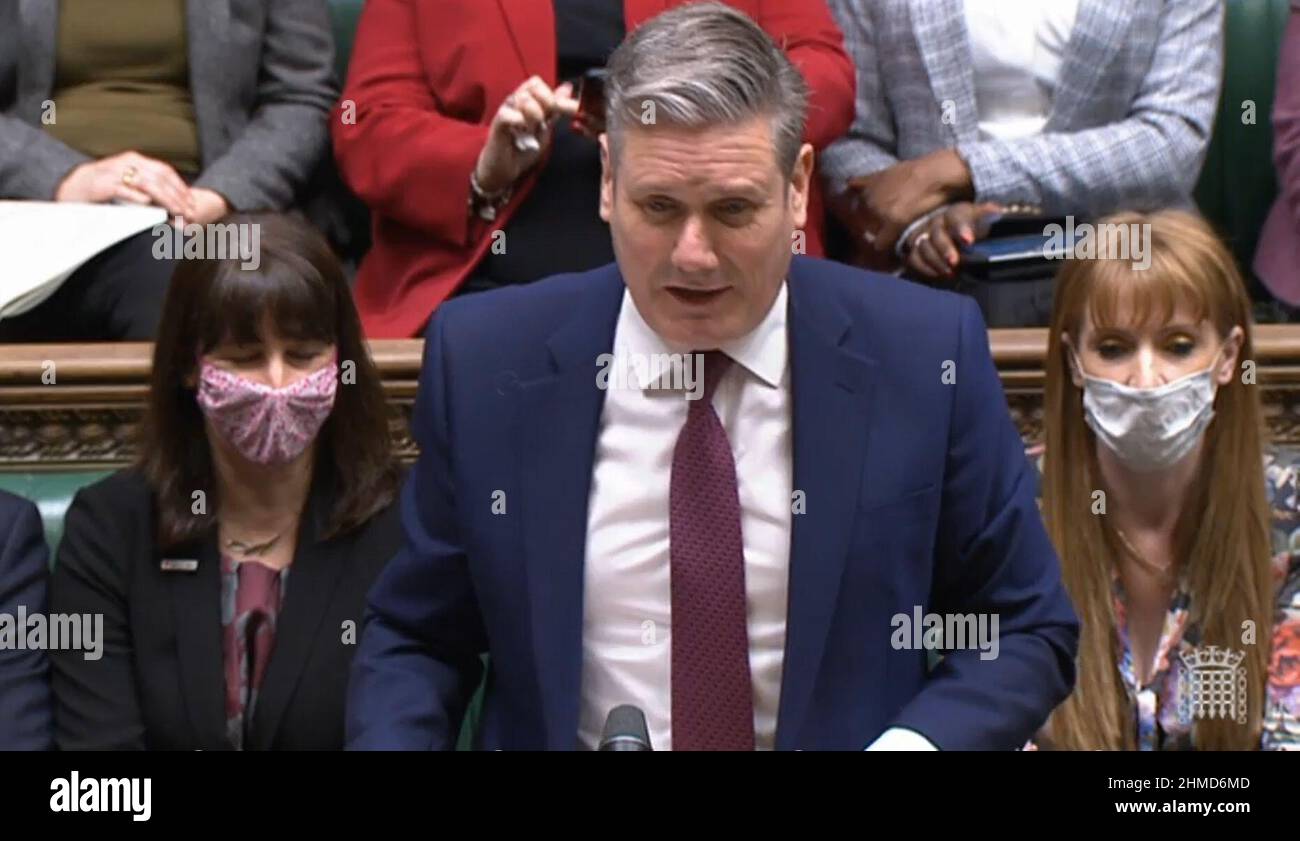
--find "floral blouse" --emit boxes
[1026,446,1300,750]
[220,553,289,751]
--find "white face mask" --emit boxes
[1073,352,1222,473]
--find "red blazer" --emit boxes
[333,0,855,338]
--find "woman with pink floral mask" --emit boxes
[49,214,403,750]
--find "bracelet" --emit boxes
[469,170,513,221]
[894,202,1045,256]
[895,207,947,257]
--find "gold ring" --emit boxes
[122,166,138,187]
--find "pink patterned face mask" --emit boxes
[196,360,339,466]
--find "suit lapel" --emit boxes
[16,0,57,121]
[514,269,624,749]
[168,535,228,749]
[246,476,349,750]
[497,0,557,85]
[185,0,228,167]
[506,264,880,748]
[909,0,980,145]
[775,259,878,750]
[1046,0,1132,131]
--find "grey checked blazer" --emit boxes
[0,0,338,210]
[820,0,1224,217]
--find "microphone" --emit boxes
[598,705,653,751]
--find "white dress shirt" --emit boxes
[578,283,793,751]
[576,283,939,751]
[963,0,1080,141]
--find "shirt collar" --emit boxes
[613,282,788,391]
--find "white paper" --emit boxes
[0,201,169,319]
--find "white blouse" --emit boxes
[963,0,1081,141]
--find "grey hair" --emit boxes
[604,2,810,177]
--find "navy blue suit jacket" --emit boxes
[0,490,52,750]
[347,257,1079,750]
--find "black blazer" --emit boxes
[50,468,401,750]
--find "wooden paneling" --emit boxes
[4,328,1300,469]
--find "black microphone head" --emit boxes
[598,704,653,751]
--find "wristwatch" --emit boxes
[469,169,513,222]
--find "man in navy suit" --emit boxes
[348,2,1078,750]
[0,489,52,749]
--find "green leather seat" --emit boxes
[1194,0,1291,282]
[0,471,111,562]
[328,0,365,85]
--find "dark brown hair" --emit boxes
[139,213,399,550]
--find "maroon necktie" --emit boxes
[670,351,755,750]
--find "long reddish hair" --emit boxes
[1040,211,1272,750]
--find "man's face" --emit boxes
[600,115,813,349]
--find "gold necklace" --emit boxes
[222,529,284,557]
[1114,528,1175,580]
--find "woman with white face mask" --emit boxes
[1033,210,1300,750]
[49,214,403,750]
